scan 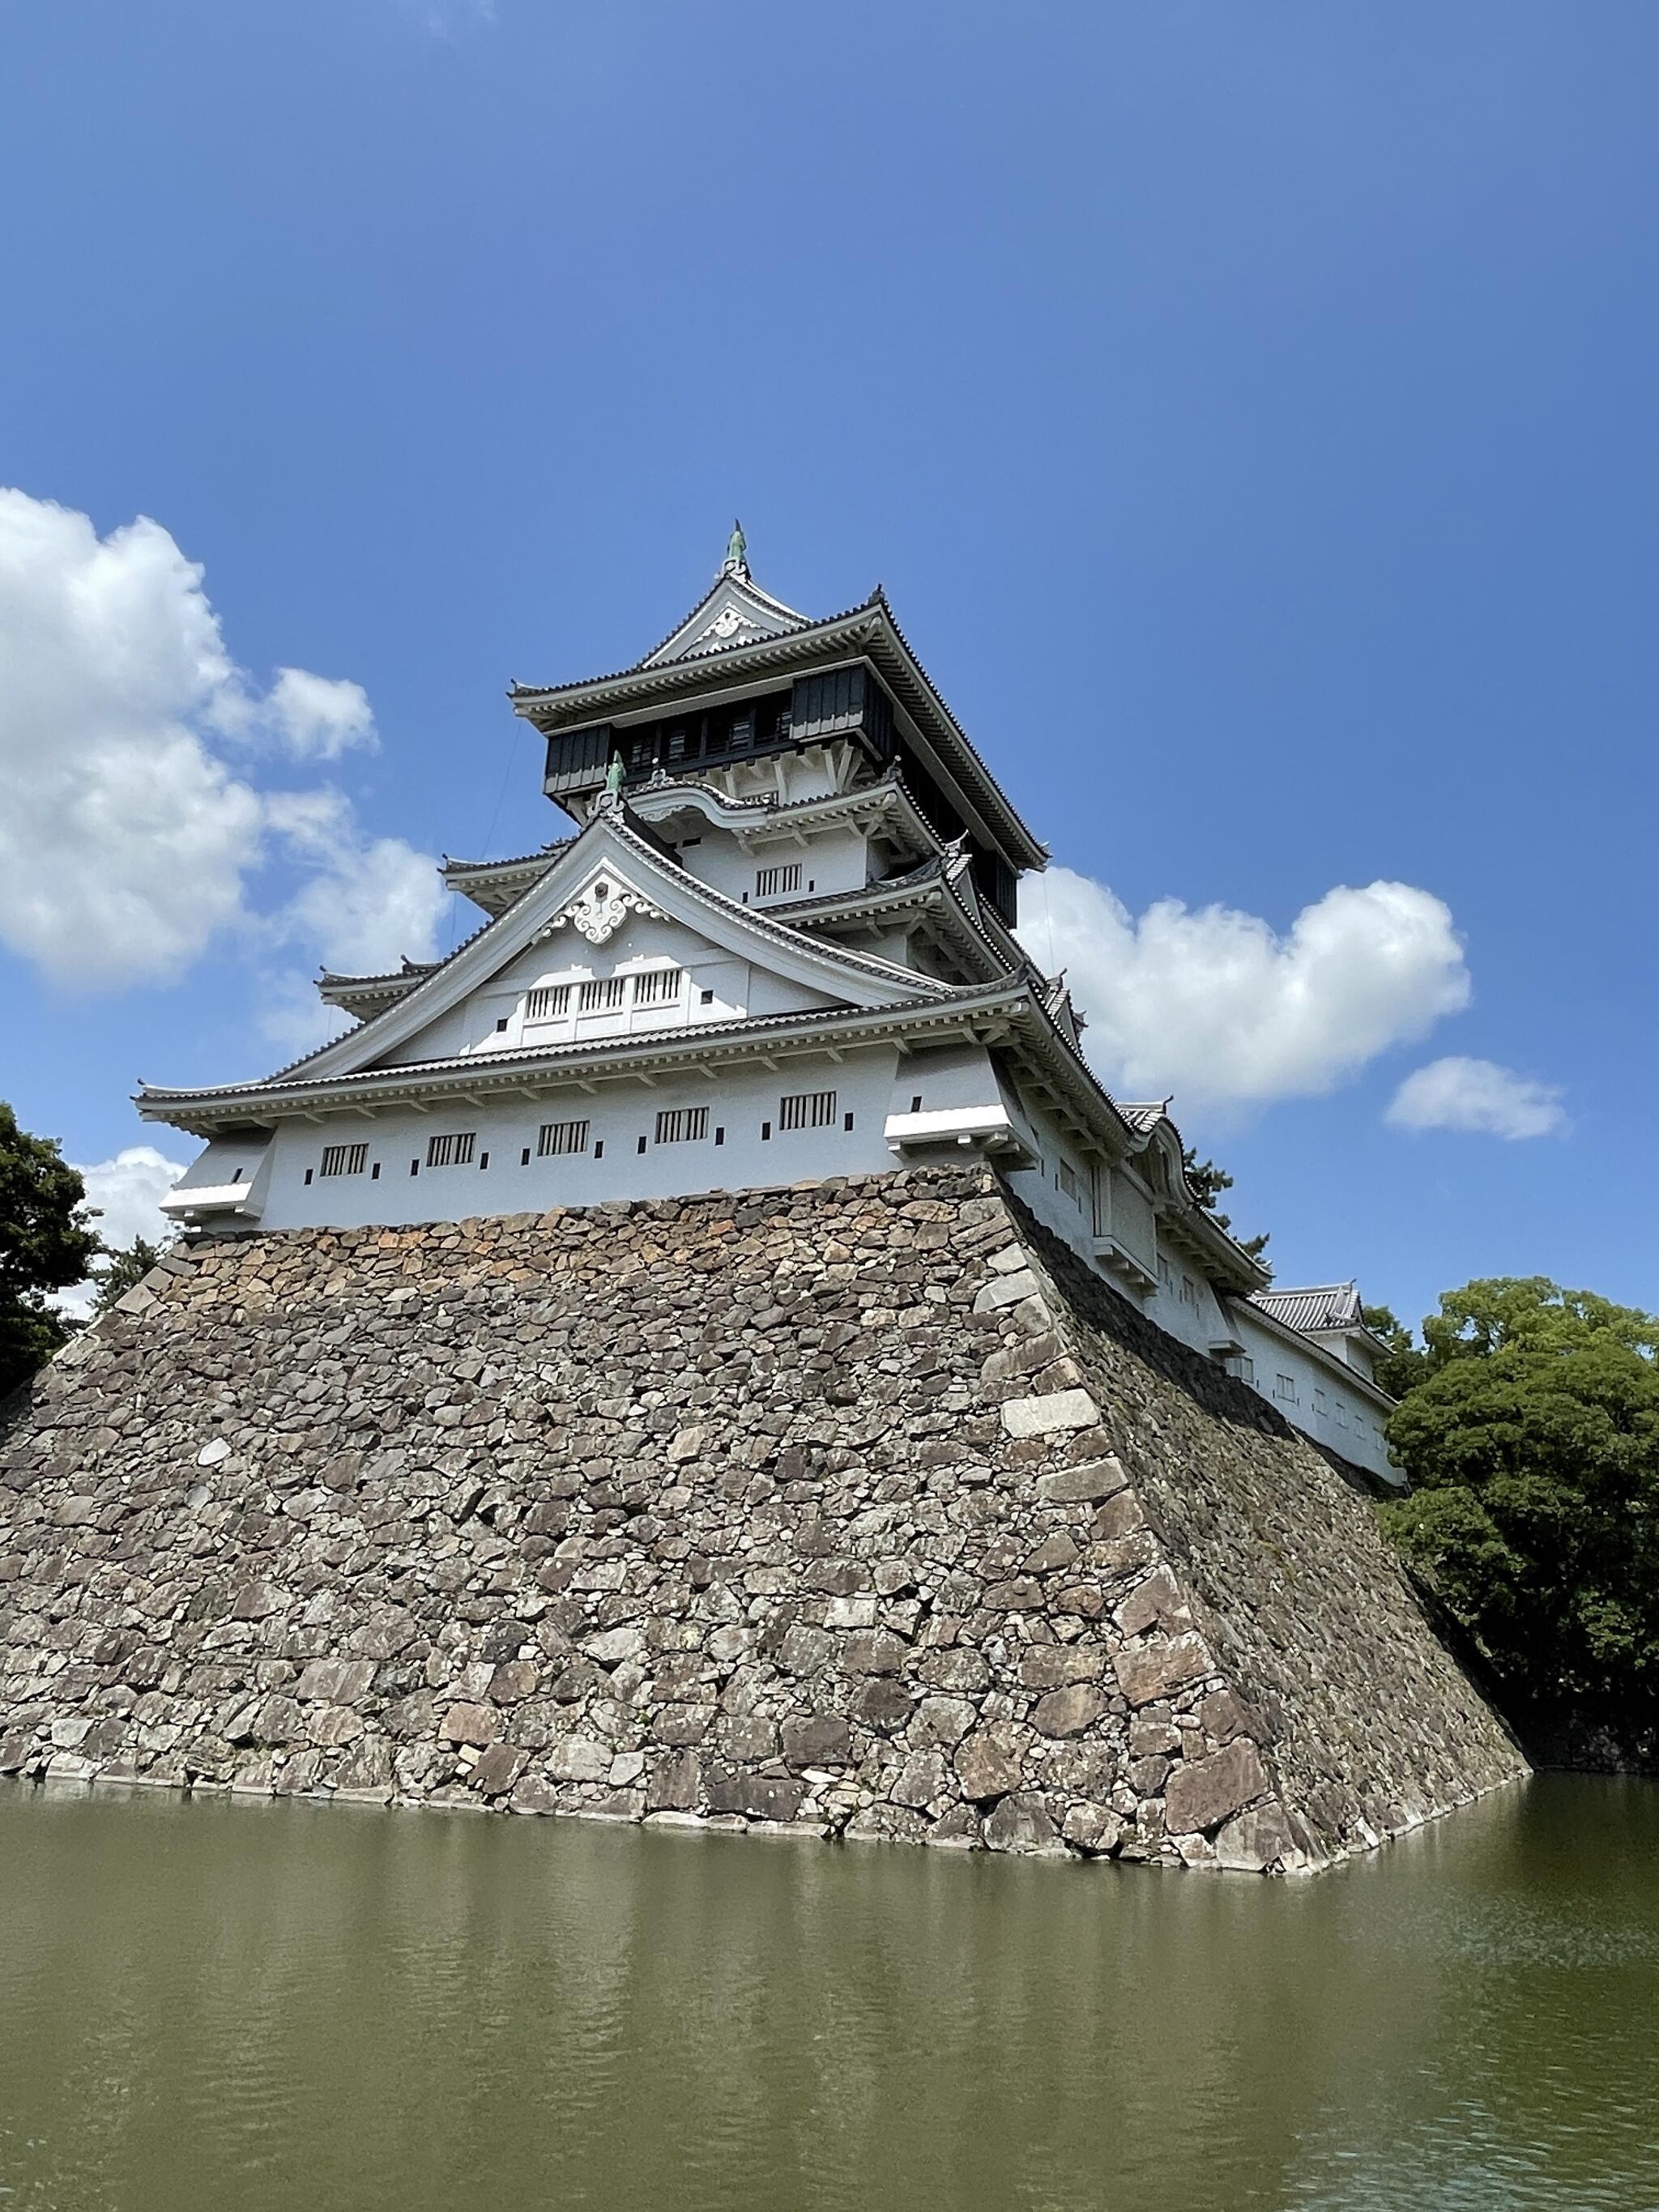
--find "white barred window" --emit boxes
[538,1119,590,1157]
[778,1089,837,1132]
[525,984,570,1021]
[320,1143,368,1178]
[1056,1161,1079,1204]
[754,863,801,897]
[633,967,681,1008]
[578,977,626,1012]
[655,1107,709,1144]
[426,1132,476,1169]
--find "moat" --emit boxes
[2,1775,1656,2210]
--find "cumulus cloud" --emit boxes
[54,1145,189,1319]
[1022,867,1471,1113]
[1386,1056,1567,1140]
[263,667,377,761]
[260,789,446,1052]
[0,487,436,997]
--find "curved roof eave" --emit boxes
[512,598,1047,876]
[135,985,1030,1128]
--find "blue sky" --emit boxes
[2,2,1654,1329]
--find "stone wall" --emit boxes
[0,1168,1525,1870]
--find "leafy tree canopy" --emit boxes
[91,1234,169,1316]
[1360,1302,1432,1400]
[1379,1276,1659,1724]
[0,1102,100,1398]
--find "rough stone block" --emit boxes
[953,1722,1028,1801]
[1213,1803,1304,1873]
[1164,1741,1269,1838]
[1062,1802,1123,1855]
[1032,1684,1109,1739]
[439,1702,500,1747]
[984,1792,1060,1854]
[1114,1568,1188,1639]
[1039,1460,1132,1513]
[1112,1634,1211,1707]
[1002,1391,1102,1440]
[972,1269,1040,1315]
[296,1657,376,1705]
[781,1714,852,1768]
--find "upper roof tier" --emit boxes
[510,535,1047,880]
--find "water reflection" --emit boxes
[1,1776,1656,2211]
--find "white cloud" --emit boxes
[0,486,437,1000]
[260,788,446,1053]
[1386,1056,1567,1140]
[264,789,444,976]
[53,1145,189,1320]
[0,492,262,987]
[1022,867,1471,1113]
[264,667,377,761]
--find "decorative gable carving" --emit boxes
[642,574,808,668]
[539,870,665,946]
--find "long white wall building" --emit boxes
[141,533,1401,1482]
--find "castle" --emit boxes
[143,532,1397,1480]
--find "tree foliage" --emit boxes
[1379,1277,1659,1724]
[91,1235,168,1315]
[0,1102,100,1398]
[1360,1302,1431,1400]
[1181,1148,1270,1266]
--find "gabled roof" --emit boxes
[773,858,1017,991]
[443,844,574,917]
[1117,1101,1174,1134]
[638,569,810,667]
[510,575,1046,875]
[1252,1282,1364,1335]
[316,957,439,1016]
[139,799,960,1111]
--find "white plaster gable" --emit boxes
[641,573,808,667]
[279,810,952,1087]
[381,910,842,1068]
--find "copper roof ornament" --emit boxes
[720,518,748,578]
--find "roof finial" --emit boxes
[721,518,748,578]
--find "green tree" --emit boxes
[91,1234,168,1315]
[1181,1148,1270,1266]
[1360,1302,1431,1400]
[0,1102,100,1398]
[1380,1277,1659,1729]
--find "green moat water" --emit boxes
[1,1775,1656,2210]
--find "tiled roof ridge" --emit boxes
[515,584,874,700]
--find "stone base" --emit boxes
[0,1169,1525,1871]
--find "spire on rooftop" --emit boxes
[720,518,748,579]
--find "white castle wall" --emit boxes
[675,823,872,908]
[211,1047,901,1234]
[1230,1307,1395,1481]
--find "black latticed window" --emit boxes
[426,1132,476,1168]
[778,1089,836,1132]
[654,1107,709,1144]
[538,1119,590,1157]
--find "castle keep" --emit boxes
[0,538,1524,1866]
[143,532,1397,1477]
